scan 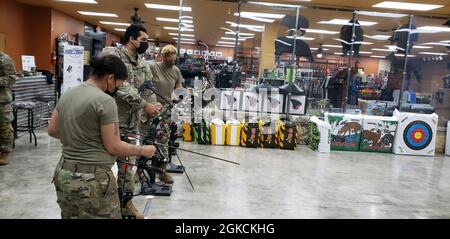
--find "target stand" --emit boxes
[166,162,184,174]
[393,110,438,156]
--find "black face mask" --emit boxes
[135,41,149,55]
[105,79,119,97]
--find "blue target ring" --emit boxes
[403,121,432,151]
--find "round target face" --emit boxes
[403,121,433,151]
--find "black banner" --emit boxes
[0,219,447,238]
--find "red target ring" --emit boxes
[411,128,425,143]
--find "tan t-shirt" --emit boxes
[149,62,182,103]
[56,83,119,165]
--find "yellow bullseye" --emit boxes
[414,131,423,140]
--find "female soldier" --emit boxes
[48,55,156,219]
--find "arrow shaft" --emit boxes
[151,142,240,166]
[175,152,195,192]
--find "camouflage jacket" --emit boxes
[0,52,16,103]
[101,47,157,130]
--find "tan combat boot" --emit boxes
[158,170,174,184]
[0,153,11,166]
[123,200,145,219]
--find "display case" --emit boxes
[173,0,450,155]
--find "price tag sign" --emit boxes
[21,55,36,72]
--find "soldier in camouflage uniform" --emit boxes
[0,52,16,166]
[49,55,156,219]
[101,24,161,219]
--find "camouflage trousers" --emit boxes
[53,158,121,219]
[117,128,137,194]
[139,116,171,160]
[117,156,136,193]
[0,103,13,153]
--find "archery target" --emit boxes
[219,90,242,111]
[393,110,438,156]
[285,95,306,115]
[403,121,432,150]
[242,91,260,112]
[446,121,450,156]
[262,93,284,113]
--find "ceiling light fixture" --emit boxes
[164,27,194,32]
[216,44,236,48]
[226,21,265,32]
[164,27,180,31]
[286,36,315,40]
[422,42,450,47]
[114,28,126,32]
[247,1,305,8]
[311,48,330,51]
[318,19,377,26]
[323,45,342,48]
[370,55,386,58]
[145,3,192,12]
[226,21,264,29]
[169,33,195,37]
[234,12,285,19]
[372,48,395,52]
[417,26,450,33]
[302,29,339,35]
[78,11,118,17]
[413,46,433,49]
[364,34,391,40]
[178,41,195,45]
[356,11,407,18]
[239,16,276,23]
[372,1,444,11]
[359,51,373,54]
[395,54,416,57]
[419,52,448,56]
[55,0,97,3]
[99,21,130,26]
